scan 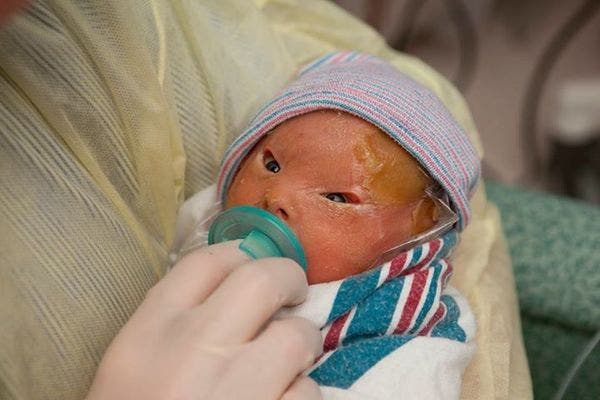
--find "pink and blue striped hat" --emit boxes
[217,51,480,230]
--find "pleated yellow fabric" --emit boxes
[0,1,531,399]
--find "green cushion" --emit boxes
[486,182,600,399]
[486,182,600,331]
[521,316,599,400]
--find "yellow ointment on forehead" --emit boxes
[353,129,433,205]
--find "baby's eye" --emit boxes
[263,153,280,173]
[324,193,348,203]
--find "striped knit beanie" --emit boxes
[217,51,481,230]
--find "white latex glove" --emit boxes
[86,240,322,400]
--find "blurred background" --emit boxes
[334,0,600,205]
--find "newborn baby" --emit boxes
[174,51,480,399]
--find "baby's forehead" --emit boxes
[265,111,380,151]
[265,111,416,161]
[260,110,433,202]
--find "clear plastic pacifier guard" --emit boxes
[170,203,307,271]
[208,206,307,270]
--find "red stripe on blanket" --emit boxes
[418,303,447,336]
[394,271,428,334]
[388,252,409,279]
[324,311,351,352]
[441,261,453,286]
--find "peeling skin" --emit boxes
[354,131,429,205]
[353,130,438,235]
[226,110,437,284]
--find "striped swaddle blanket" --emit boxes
[278,230,476,399]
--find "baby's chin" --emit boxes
[305,258,372,284]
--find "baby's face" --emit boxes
[226,110,435,284]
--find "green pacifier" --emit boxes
[207,206,307,271]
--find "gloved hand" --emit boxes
[86,240,322,399]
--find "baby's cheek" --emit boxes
[226,172,262,208]
[225,185,244,208]
[287,201,419,284]
[300,211,382,283]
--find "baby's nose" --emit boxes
[264,189,290,221]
